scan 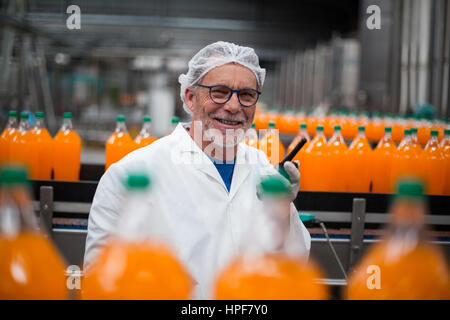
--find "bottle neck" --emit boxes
[330,129,344,143]
[383,131,393,140]
[357,130,365,138]
[6,117,17,129]
[18,119,29,131]
[426,135,439,148]
[61,119,73,131]
[34,118,46,129]
[115,121,127,133]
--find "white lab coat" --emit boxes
[84,123,311,299]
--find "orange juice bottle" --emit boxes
[105,115,135,170]
[372,127,397,193]
[82,173,192,299]
[301,125,329,191]
[259,121,285,166]
[328,125,348,192]
[30,112,53,180]
[0,166,68,299]
[440,129,450,195]
[0,110,18,166]
[421,130,446,195]
[243,123,259,149]
[287,123,310,190]
[53,112,82,181]
[391,115,405,143]
[10,112,32,172]
[346,126,372,192]
[215,175,328,300]
[134,115,157,149]
[346,178,450,299]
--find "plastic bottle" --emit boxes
[421,130,446,195]
[0,166,68,299]
[168,116,180,135]
[214,175,328,299]
[259,121,285,166]
[134,115,157,149]
[409,127,423,153]
[82,172,192,299]
[0,111,18,166]
[372,127,397,193]
[10,112,32,172]
[346,178,450,299]
[53,112,82,181]
[243,123,259,149]
[301,125,329,191]
[30,112,53,180]
[286,123,310,191]
[440,129,450,195]
[328,125,348,192]
[346,126,372,192]
[105,115,135,170]
[391,129,422,191]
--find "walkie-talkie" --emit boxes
[278,137,307,181]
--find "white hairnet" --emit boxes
[178,41,266,115]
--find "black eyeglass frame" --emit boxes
[194,84,261,107]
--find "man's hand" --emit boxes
[282,161,300,202]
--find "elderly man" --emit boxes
[84,41,311,299]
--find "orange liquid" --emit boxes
[372,135,397,193]
[327,134,348,192]
[259,130,285,166]
[346,241,450,299]
[347,134,372,192]
[243,129,259,149]
[301,132,329,191]
[441,138,450,195]
[0,232,68,299]
[53,129,82,181]
[134,136,157,149]
[10,128,32,172]
[82,239,191,299]
[0,127,17,166]
[392,122,405,143]
[391,140,422,191]
[215,253,328,300]
[421,138,446,195]
[287,133,310,191]
[30,128,53,180]
[105,132,135,170]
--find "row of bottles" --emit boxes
[0,111,81,181]
[245,121,450,195]
[2,164,447,299]
[254,108,448,143]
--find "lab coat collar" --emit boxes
[171,123,252,198]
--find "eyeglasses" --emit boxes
[194,84,261,107]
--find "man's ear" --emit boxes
[185,87,196,113]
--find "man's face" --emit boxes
[185,63,258,146]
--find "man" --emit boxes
[84,41,311,299]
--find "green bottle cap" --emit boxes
[396,178,424,199]
[63,112,72,119]
[35,111,44,119]
[143,115,151,122]
[20,112,29,120]
[334,125,342,130]
[125,173,151,190]
[0,165,29,186]
[299,213,316,222]
[8,110,17,117]
[385,127,392,132]
[258,175,290,195]
[430,130,438,136]
[251,123,255,128]
[268,121,275,128]
[300,123,307,129]
[404,128,411,135]
[316,125,324,131]
[444,129,450,135]
[410,127,418,134]
[358,126,365,132]
[171,116,179,124]
[117,115,126,122]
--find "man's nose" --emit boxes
[222,92,241,113]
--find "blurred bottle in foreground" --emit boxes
[53,112,82,181]
[214,175,328,299]
[30,112,53,180]
[346,178,450,299]
[134,115,157,149]
[0,166,67,299]
[82,172,192,299]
